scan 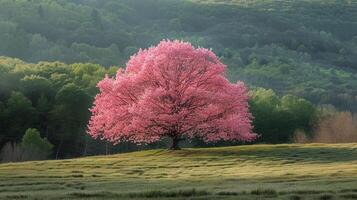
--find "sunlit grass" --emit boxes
[0,143,357,199]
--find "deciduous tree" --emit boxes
[88,40,256,149]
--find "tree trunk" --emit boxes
[56,137,63,159]
[170,137,181,150]
[83,135,88,156]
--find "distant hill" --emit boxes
[1,143,357,199]
[0,0,356,110]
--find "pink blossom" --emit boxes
[88,40,256,148]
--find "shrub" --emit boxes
[0,142,23,163]
[293,130,310,143]
[313,111,357,143]
[21,128,53,161]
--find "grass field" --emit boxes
[0,143,357,199]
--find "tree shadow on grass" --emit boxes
[163,144,357,164]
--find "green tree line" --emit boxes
[0,57,117,158]
[0,57,319,159]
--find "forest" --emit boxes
[0,0,357,160]
[0,56,322,159]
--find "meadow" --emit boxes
[1,143,357,199]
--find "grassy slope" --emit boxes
[1,144,357,199]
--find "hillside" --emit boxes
[1,144,357,199]
[0,0,356,110]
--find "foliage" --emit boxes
[0,57,117,158]
[21,128,53,161]
[249,88,317,143]
[0,128,53,162]
[0,56,325,157]
[0,0,356,110]
[1,92,38,146]
[88,40,256,149]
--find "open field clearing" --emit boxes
[1,143,357,199]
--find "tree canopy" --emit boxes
[88,40,256,149]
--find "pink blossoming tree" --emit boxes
[88,40,256,150]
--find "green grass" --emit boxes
[1,143,357,199]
